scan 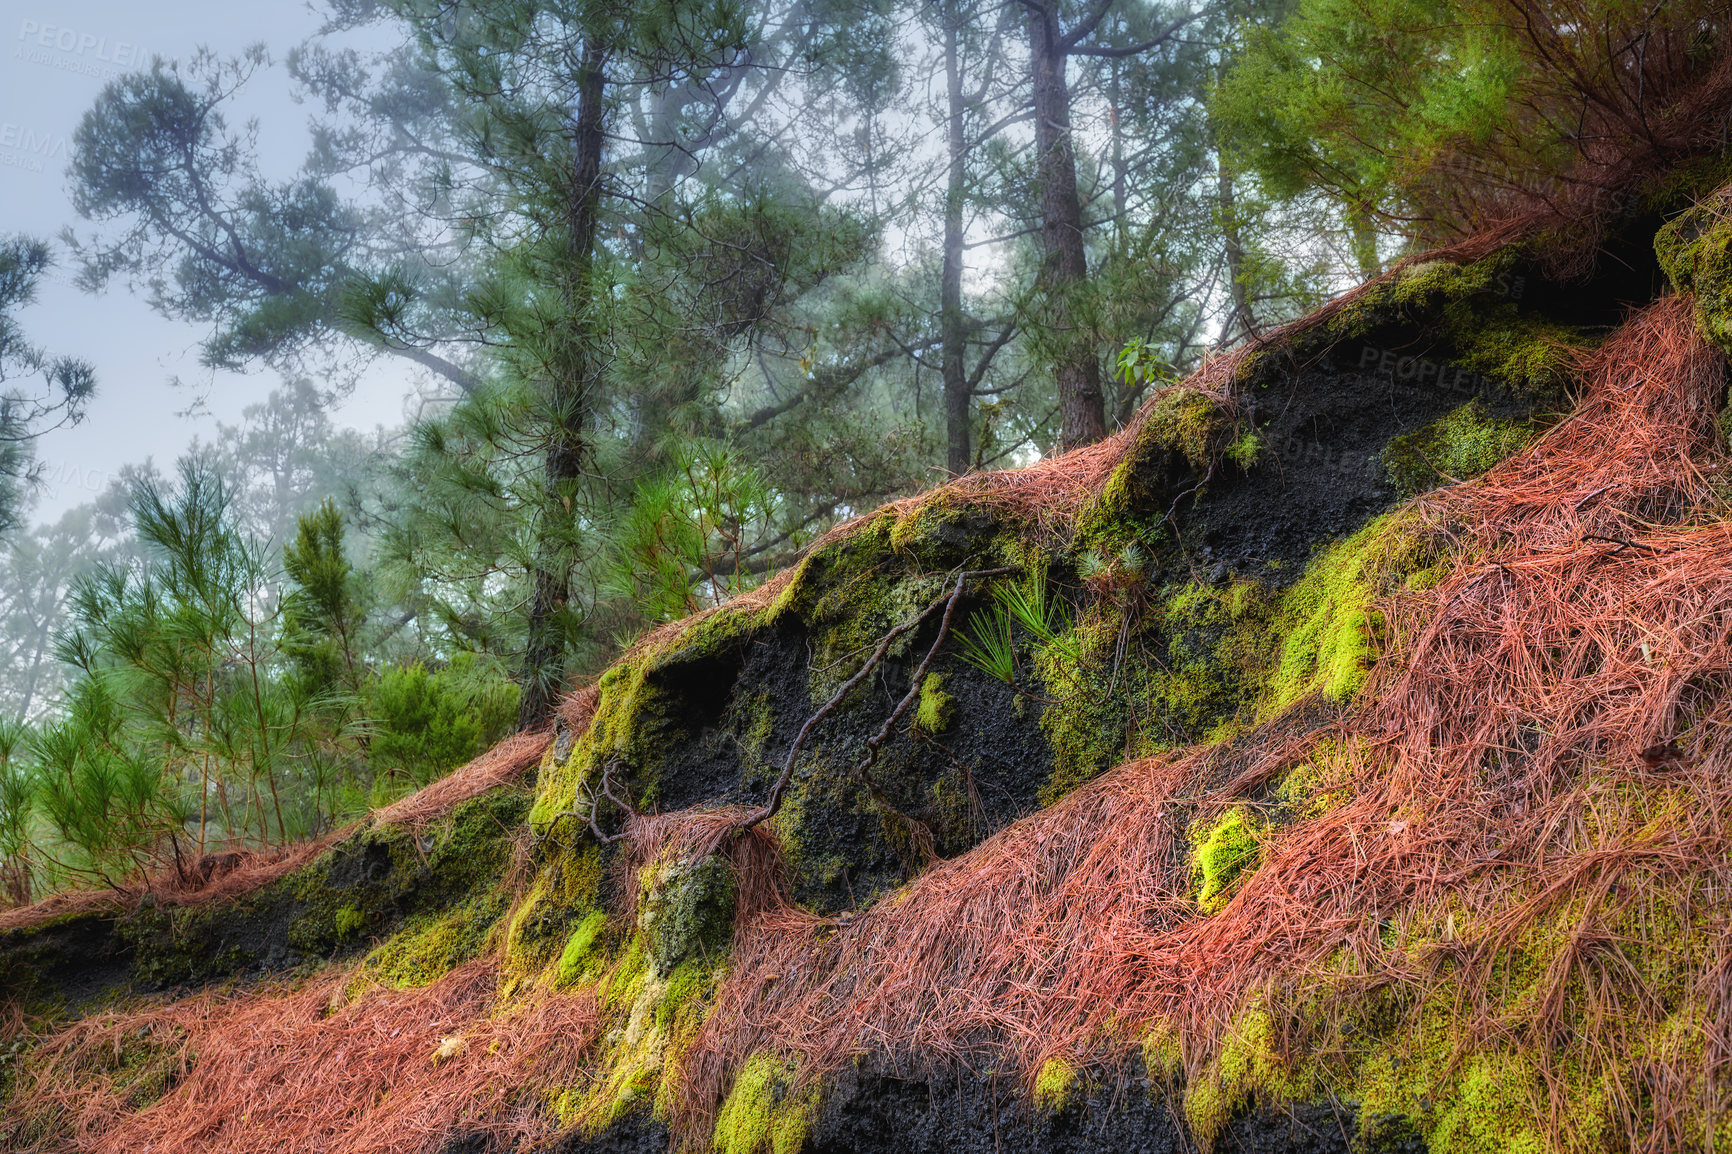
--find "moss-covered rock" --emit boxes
[1381,400,1543,496]
[714,1053,823,1154]
[1657,195,1732,357]
[914,672,955,733]
[1032,1056,1080,1114]
[15,194,1715,1154]
[357,889,508,990]
[1191,808,1264,915]
[0,789,529,1008]
[1074,385,1243,554]
[639,854,735,979]
[1262,512,1438,717]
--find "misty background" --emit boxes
[0,0,1460,897]
[4,2,410,520]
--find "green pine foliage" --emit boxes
[365,655,518,790]
[0,460,522,904]
[1214,0,1732,245]
[282,499,364,695]
[1213,0,1522,230]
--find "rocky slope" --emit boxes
[8,173,1732,1154]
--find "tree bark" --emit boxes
[1349,203,1381,282]
[1028,3,1106,449]
[519,39,607,731]
[942,17,972,476]
[1216,157,1257,344]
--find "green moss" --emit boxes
[1658,199,1732,358]
[105,1023,190,1110]
[1350,1003,1564,1154]
[1154,579,1277,742]
[3,1017,189,1146]
[771,515,956,701]
[1225,430,1262,469]
[1635,153,1732,217]
[1141,1021,1184,1083]
[1184,1005,1314,1148]
[1446,313,1576,401]
[362,890,506,989]
[1074,386,1235,552]
[1382,401,1543,497]
[1321,844,1730,1152]
[1273,740,1353,820]
[1034,608,1135,804]
[606,933,651,1010]
[713,1052,823,1154]
[556,910,612,987]
[738,688,776,759]
[544,914,727,1137]
[334,903,366,941]
[1426,1053,1547,1154]
[655,956,709,1031]
[505,843,604,979]
[886,487,1009,570]
[529,658,670,830]
[315,790,524,935]
[1263,512,1433,716]
[106,789,527,989]
[1191,808,1263,914]
[766,779,853,903]
[915,673,955,733]
[1389,253,1518,307]
[1144,387,1232,470]
[1032,575,1283,805]
[530,599,767,831]
[1338,250,1583,400]
[1033,1057,1080,1113]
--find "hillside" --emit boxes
[9,166,1732,1153]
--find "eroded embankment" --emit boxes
[7,188,1732,1154]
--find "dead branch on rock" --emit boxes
[537,759,638,846]
[735,565,1017,834]
[846,568,997,861]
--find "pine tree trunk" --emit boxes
[519,40,606,731]
[1350,203,1381,282]
[1029,5,1105,449]
[942,18,972,476]
[1217,158,1257,343]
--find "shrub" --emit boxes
[365,653,519,788]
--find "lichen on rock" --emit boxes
[638,853,736,979]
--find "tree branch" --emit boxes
[735,566,1017,832]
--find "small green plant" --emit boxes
[1077,549,1109,583]
[996,572,1070,642]
[957,573,1080,683]
[956,606,1017,682]
[1115,338,1178,387]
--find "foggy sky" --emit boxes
[1,0,416,529]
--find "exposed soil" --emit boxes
[1191,323,1554,583]
[628,619,1056,914]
